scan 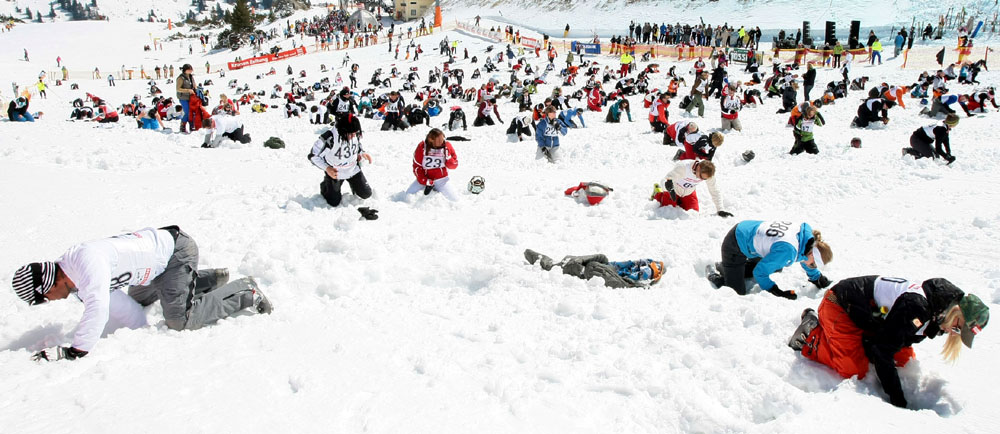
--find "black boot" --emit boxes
[788,308,819,351]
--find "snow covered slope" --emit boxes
[0,0,230,22]
[1,13,1000,434]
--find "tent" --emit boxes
[347,9,379,31]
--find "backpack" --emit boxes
[264,137,285,149]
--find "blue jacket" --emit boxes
[558,108,586,128]
[894,34,904,49]
[734,220,821,290]
[535,118,567,148]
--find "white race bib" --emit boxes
[751,221,802,258]
[873,277,925,316]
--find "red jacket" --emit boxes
[587,87,602,111]
[412,141,458,185]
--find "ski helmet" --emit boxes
[467,176,486,194]
[944,114,960,128]
[850,137,862,148]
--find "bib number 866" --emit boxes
[765,221,792,237]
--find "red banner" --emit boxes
[227,46,307,70]
[521,37,540,49]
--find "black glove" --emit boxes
[357,207,379,220]
[810,274,832,289]
[32,346,87,362]
[769,286,798,300]
[663,179,678,203]
[717,211,733,218]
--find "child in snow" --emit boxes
[407,128,459,200]
[790,106,824,155]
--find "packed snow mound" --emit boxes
[443,0,998,31]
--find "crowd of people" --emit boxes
[5,12,993,411]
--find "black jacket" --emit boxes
[803,68,816,86]
[831,276,963,406]
[7,101,28,119]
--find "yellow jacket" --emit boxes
[620,53,633,64]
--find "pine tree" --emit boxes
[25,8,32,20]
[49,5,56,18]
[229,0,253,34]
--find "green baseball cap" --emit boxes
[959,294,989,348]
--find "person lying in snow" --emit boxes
[11,226,272,362]
[788,276,989,408]
[524,250,664,288]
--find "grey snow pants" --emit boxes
[128,227,255,330]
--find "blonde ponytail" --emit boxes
[812,230,833,264]
[941,305,964,363]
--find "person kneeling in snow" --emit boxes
[706,220,833,300]
[7,97,34,122]
[605,99,632,123]
[138,108,164,130]
[11,226,272,362]
[788,276,988,408]
[535,106,568,162]
[651,160,731,217]
[202,115,251,148]
[524,249,664,288]
[790,106,824,155]
[506,115,535,141]
[309,114,373,207]
[903,114,958,163]
[407,128,459,200]
[558,107,586,128]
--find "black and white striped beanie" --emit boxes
[11,262,56,305]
